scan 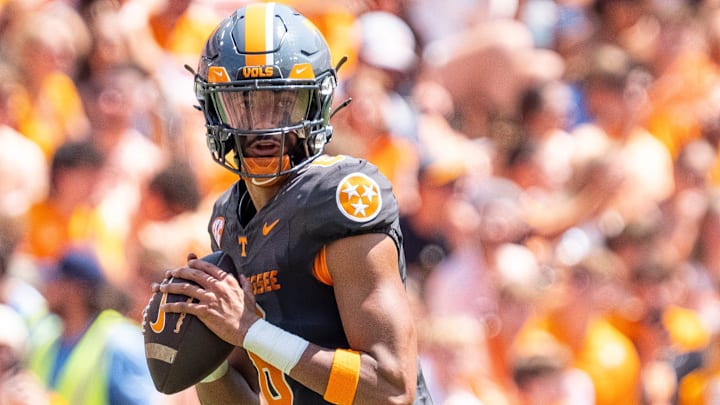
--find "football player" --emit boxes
[157,3,432,404]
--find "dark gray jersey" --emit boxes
[207,155,431,404]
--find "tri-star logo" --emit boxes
[335,173,382,222]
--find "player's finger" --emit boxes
[161,300,202,317]
[150,282,160,293]
[163,268,174,280]
[159,279,196,296]
[160,280,207,301]
[165,266,216,290]
[151,277,170,292]
[188,258,234,282]
[238,274,254,298]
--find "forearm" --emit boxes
[243,318,416,405]
[289,344,416,405]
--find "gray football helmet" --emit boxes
[193,2,338,180]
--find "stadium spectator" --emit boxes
[28,248,159,405]
[19,139,105,269]
[519,247,642,405]
[0,304,54,405]
[0,63,48,219]
[1,2,90,157]
[80,62,168,283]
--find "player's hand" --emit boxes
[159,254,260,347]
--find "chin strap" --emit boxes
[242,155,292,187]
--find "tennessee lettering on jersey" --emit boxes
[249,270,281,295]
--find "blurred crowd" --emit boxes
[2,0,720,404]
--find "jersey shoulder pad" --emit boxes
[207,182,243,250]
[210,182,241,218]
[296,155,399,238]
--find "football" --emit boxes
[143,251,238,394]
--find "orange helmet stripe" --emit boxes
[245,3,274,67]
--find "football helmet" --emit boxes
[193,2,338,183]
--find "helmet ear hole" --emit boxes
[323,126,333,145]
[307,128,331,155]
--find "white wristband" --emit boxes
[200,360,228,384]
[242,319,309,374]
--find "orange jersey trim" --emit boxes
[312,245,333,286]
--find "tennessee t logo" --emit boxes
[263,219,279,236]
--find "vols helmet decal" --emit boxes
[335,173,382,222]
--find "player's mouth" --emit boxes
[245,138,282,157]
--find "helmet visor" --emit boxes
[211,89,312,131]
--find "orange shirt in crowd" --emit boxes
[15,72,88,158]
[148,5,218,56]
[645,50,719,158]
[519,314,642,405]
[365,133,420,212]
[678,332,720,405]
[20,201,101,262]
[20,201,125,285]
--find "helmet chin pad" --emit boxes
[242,155,292,187]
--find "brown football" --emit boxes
[143,251,237,394]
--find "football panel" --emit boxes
[166,318,234,393]
[144,252,238,394]
[144,280,195,393]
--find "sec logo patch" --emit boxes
[336,173,382,222]
[211,217,225,247]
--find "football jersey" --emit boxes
[207,155,432,404]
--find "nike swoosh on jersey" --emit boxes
[263,219,280,235]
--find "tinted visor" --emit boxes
[212,89,312,130]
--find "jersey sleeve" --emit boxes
[295,155,400,244]
[207,184,237,252]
